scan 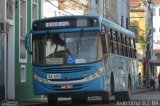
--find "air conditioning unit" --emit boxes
[0,22,9,33]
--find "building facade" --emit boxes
[43,0,130,29]
[130,0,146,76]
[152,0,160,79]
[42,0,88,17]
[0,0,42,100]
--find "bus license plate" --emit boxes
[47,74,61,79]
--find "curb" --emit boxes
[132,88,152,95]
[18,99,47,104]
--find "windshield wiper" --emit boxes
[76,29,84,57]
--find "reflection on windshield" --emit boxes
[33,31,102,66]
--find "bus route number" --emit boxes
[47,74,61,79]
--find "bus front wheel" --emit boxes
[71,96,88,104]
[47,95,58,106]
[102,92,109,104]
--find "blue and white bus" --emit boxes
[25,16,138,105]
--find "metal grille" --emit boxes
[43,66,91,73]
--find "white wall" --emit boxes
[43,0,58,18]
[117,0,130,28]
[0,0,15,100]
[0,0,5,20]
[153,5,160,49]
[43,0,85,17]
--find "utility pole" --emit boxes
[145,0,153,88]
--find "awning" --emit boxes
[149,59,160,66]
[143,58,160,66]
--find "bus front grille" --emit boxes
[43,66,91,73]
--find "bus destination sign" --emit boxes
[33,18,99,31]
[45,21,70,28]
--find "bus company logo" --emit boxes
[45,21,70,28]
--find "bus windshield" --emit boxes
[33,31,103,66]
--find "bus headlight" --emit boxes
[85,67,105,81]
[97,67,105,75]
[33,72,49,84]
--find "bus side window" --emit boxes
[115,31,119,54]
[125,35,128,57]
[128,37,132,58]
[122,34,126,56]
[133,38,137,58]
[131,38,134,58]
[112,30,118,54]
[120,33,123,56]
[117,32,121,55]
[101,24,107,54]
[110,29,114,53]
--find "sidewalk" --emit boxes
[132,87,152,94]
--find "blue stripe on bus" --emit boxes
[32,27,100,35]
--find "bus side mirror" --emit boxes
[25,31,32,55]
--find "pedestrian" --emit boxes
[158,73,160,90]
[138,73,142,88]
[143,76,146,88]
[150,74,155,90]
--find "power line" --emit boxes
[69,0,120,24]
[58,1,84,15]
[45,0,125,26]
[45,0,73,15]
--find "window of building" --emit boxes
[159,8,160,16]
[7,0,13,19]
[95,0,98,4]
[32,0,38,20]
[126,18,129,29]
[153,28,156,32]
[153,8,156,16]
[121,16,123,27]
[20,65,26,83]
[19,0,27,62]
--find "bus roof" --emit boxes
[101,17,135,38]
[33,15,99,23]
[33,15,135,38]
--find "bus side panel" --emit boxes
[32,62,106,95]
[131,59,139,89]
[107,55,135,92]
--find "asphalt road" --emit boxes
[2,89,160,106]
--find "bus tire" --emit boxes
[47,95,58,106]
[110,72,115,96]
[102,92,110,104]
[115,91,130,101]
[71,96,88,104]
[115,79,131,101]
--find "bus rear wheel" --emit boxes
[115,79,131,101]
[47,95,58,106]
